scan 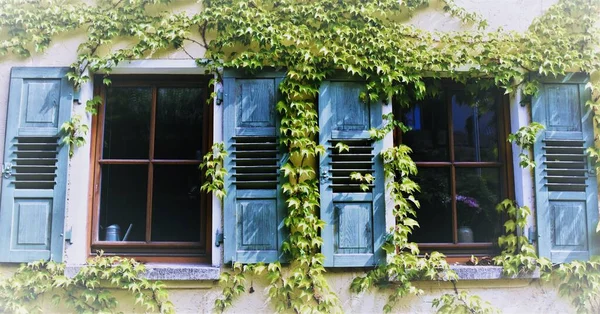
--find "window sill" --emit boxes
[450,265,540,280]
[65,264,221,281]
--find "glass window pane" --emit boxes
[99,165,148,241]
[456,168,501,243]
[452,91,499,162]
[151,165,202,242]
[154,87,205,160]
[402,96,449,161]
[410,168,453,243]
[103,87,152,159]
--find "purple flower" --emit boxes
[456,195,480,208]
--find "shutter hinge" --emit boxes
[215,229,224,247]
[527,227,537,244]
[2,162,13,179]
[587,156,596,175]
[64,228,73,245]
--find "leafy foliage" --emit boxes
[507,122,545,169]
[369,113,410,141]
[3,0,600,312]
[0,253,174,314]
[60,115,88,158]
[493,199,551,276]
[432,290,498,314]
[350,119,458,313]
[349,171,374,192]
[199,142,228,200]
[550,258,600,314]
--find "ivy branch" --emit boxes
[60,115,88,158]
[351,114,461,313]
[0,252,174,314]
[199,142,228,200]
[507,122,545,169]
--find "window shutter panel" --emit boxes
[318,80,385,267]
[223,70,286,264]
[0,67,72,262]
[533,73,600,263]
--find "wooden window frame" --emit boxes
[393,82,514,257]
[88,75,213,263]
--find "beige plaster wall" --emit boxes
[0,1,578,313]
[0,269,573,313]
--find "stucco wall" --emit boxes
[0,1,582,313]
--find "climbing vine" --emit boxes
[59,114,88,158]
[507,123,545,169]
[350,117,457,312]
[2,0,600,313]
[0,253,174,314]
[199,142,228,200]
[432,287,498,314]
[493,200,551,277]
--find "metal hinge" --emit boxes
[528,227,537,244]
[215,229,224,247]
[64,228,73,245]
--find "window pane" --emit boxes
[456,168,501,243]
[103,87,151,159]
[402,97,449,161]
[154,87,205,159]
[410,168,453,243]
[452,91,499,162]
[151,165,202,242]
[99,165,148,241]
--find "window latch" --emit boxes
[2,162,12,179]
[320,166,329,184]
[215,229,224,247]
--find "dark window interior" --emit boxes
[395,82,511,255]
[92,76,212,260]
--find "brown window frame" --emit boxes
[88,75,213,263]
[393,81,514,257]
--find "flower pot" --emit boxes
[458,226,474,243]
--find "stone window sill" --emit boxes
[450,265,540,280]
[65,264,221,281]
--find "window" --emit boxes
[395,81,513,256]
[90,75,212,262]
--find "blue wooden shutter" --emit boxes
[318,80,385,267]
[0,67,72,262]
[533,73,599,263]
[223,70,286,264]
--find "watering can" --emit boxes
[105,224,133,241]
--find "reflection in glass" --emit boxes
[452,91,499,162]
[402,96,448,161]
[456,168,501,242]
[103,87,152,159]
[410,168,453,243]
[155,88,204,159]
[151,165,202,242]
[99,165,148,241]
